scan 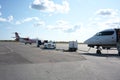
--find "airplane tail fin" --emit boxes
[15,32,20,41]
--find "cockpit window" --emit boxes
[95,31,114,36]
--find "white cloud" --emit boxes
[0,17,7,22]
[23,18,33,22]
[89,19,120,32]
[8,16,13,22]
[0,6,14,22]
[34,21,45,27]
[0,15,14,22]
[15,17,40,25]
[98,17,120,28]
[47,20,81,33]
[82,8,120,41]
[47,20,70,30]
[65,24,81,33]
[88,9,120,30]
[0,16,45,27]
[15,21,21,25]
[22,17,39,23]
[15,17,45,27]
[96,9,119,17]
[31,0,70,14]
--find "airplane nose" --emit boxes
[84,39,89,44]
[84,37,93,44]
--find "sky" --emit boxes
[0,0,120,42]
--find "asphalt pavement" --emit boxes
[0,42,120,80]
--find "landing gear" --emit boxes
[118,52,120,56]
[96,49,101,54]
[96,46,102,54]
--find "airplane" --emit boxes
[84,28,120,55]
[14,32,38,45]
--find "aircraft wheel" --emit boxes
[96,50,101,54]
[118,52,120,56]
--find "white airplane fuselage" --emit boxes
[84,29,118,49]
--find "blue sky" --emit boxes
[0,0,120,42]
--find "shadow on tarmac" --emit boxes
[81,53,120,57]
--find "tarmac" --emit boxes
[0,42,120,80]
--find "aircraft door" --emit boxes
[116,29,120,42]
